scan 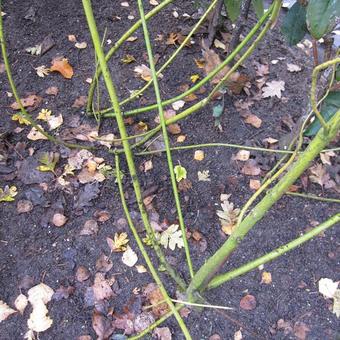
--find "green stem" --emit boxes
[0,5,93,151]
[82,0,186,290]
[115,154,190,339]
[311,57,340,132]
[100,4,273,118]
[207,213,340,289]
[285,191,340,204]
[86,0,173,113]
[137,0,194,278]
[187,110,340,297]
[118,0,219,108]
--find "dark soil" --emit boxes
[0,1,339,340]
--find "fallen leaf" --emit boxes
[27,283,54,333]
[27,126,48,141]
[0,300,17,321]
[121,1,129,7]
[234,330,243,340]
[244,114,262,128]
[190,74,200,83]
[154,326,172,340]
[10,94,42,110]
[47,114,63,130]
[12,113,31,125]
[309,164,330,187]
[92,273,114,301]
[194,150,204,161]
[80,219,99,235]
[217,194,240,235]
[92,310,115,339]
[94,210,111,222]
[214,38,226,50]
[262,80,285,99]
[96,254,113,273]
[107,232,129,252]
[150,0,159,5]
[134,312,155,333]
[249,179,261,190]
[76,266,91,282]
[50,57,74,79]
[35,65,50,78]
[37,152,59,172]
[122,246,138,267]
[72,96,88,108]
[293,322,310,340]
[144,283,170,317]
[172,100,185,111]
[144,160,153,172]
[287,63,302,72]
[0,185,18,202]
[14,294,28,314]
[45,86,59,96]
[52,285,75,301]
[234,150,250,161]
[174,165,187,182]
[318,278,339,299]
[51,213,67,227]
[177,135,186,143]
[261,271,272,284]
[320,151,336,166]
[17,200,33,213]
[134,64,162,82]
[127,36,138,42]
[239,294,256,311]
[121,54,136,63]
[241,159,261,176]
[75,41,87,49]
[68,34,77,42]
[198,170,210,181]
[159,224,184,250]
[136,265,147,273]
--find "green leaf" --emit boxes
[281,2,308,46]
[307,0,340,40]
[304,91,340,136]
[223,0,241,22]
[252,0,264,19]
[174,165,187,182]
[37,152,59,173]
[0,186,18,202]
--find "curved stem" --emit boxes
[119,0,219,108]
[100,4,273,118]
[187,110,340,297]
[82,0,186,290]
[0,6,93,151]
[311,57,340,132]
[137,0,194,278]
[115,154,190,338]
[285,191,340,204]
[86,0,173,113]
[207,213,340,289]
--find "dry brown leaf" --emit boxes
[153,326,172,340]
[144,283,170,317]
[241,159,261,176]
[244,113,262,128]
[92,310,115,339]
[45,86,59,96]
[239,294,256,311]
[134,64,162,82]
[309,163,330,187]
[50,57,74,79]
[80,219,99,236]
[72,96,88,108]
[92,273,114,302]
[75,266,91,282]
[10,94,42,110]
[17,200,33,214]
[249,179,261,190]
[94,210,111,222]
[96,254,113,273]
[293,322,310,340]
[51,213,67,227]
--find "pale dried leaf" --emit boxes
[0,300,16,322]
[122,246,138,267]
[262,80,285,99]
